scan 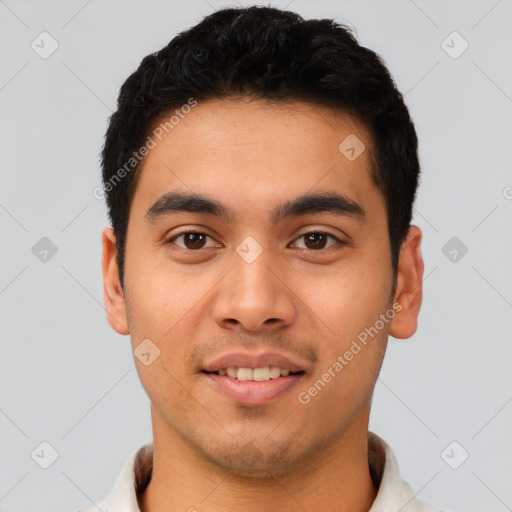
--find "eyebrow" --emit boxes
[144,190,366,224]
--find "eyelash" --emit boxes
[165,229,345,253]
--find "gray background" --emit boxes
[1,1,511,511]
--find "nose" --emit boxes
[212,247,297,333]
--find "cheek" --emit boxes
[297,260,391,406]
[301,259,392,340]
[135,358,194,426]
[124,246,206,334]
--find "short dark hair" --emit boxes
[101,5,420,290]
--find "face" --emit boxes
[102,98,423,478]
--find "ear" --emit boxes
[102,226,130,335]
[389,225,424,339]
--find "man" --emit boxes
[81,5,440,511]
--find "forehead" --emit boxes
[130,98,382,223]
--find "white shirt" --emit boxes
[76,431,441,512]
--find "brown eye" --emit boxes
[168,231,219,250]
[290,232,343,251]
[304,233,328,249]
[182,232,207,249]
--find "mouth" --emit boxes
[202,366,305,381]
[201,366,306,405]
[200,351,309,405]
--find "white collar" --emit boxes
[80,431,440,512]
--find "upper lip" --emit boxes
[201,351,307,373]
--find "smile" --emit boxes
[203,366,303,381]
[202,369,305,405]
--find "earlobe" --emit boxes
[102,226,130,335]
[389,225,424,340]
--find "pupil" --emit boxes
[185,233,205,249]
[306,233,326,249]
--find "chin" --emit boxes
[195,436,315,479]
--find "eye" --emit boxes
[166,230,221,250]
[165,230,345,252]
[289,231,344,251]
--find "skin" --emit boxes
[102,98,424,512]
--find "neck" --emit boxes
[138,408,377,512]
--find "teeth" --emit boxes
[216,366,297,381]
[237,368,253,381]
[269,366,281,379]
[226,367,237,379]
[253,367,269,381]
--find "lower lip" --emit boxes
[202,372,304,405]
